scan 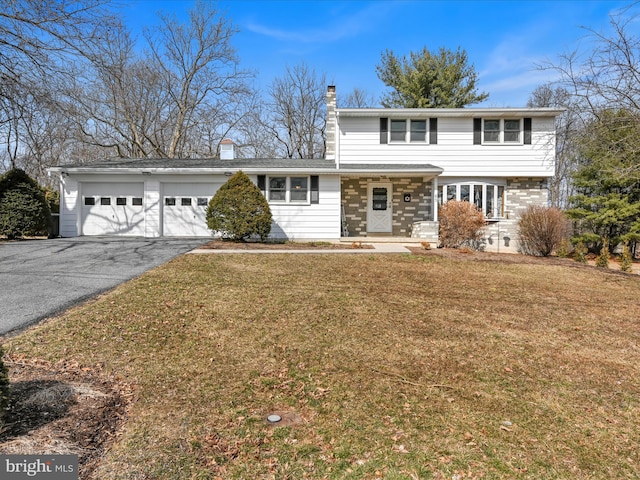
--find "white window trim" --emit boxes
[438,182,506,219]
[482,118,523,145]
[267,176,311,204]
[389,119,429,144]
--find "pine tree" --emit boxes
[376,46,489,108]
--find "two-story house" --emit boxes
[49,86,562,251]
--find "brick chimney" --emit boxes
[220,138,235,160]
[325,86,336,160]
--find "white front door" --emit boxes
[367,182,393,233]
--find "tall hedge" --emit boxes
[206,171,272,241]
[0,169,51,239]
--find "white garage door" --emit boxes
[162,183,221,236]
[81,183,145,236]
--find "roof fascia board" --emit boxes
[337,108,565,118]
[50,167,342,175]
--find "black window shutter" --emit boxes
[310,175,319,204]
[380,118,388,144]
[429,118,438,144]
[473,118,482,144]
[257,175,266,194]
[524,117,532,144]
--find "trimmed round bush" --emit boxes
[0,169,51,239]
[438,200,486,249]
[206,171,272,241]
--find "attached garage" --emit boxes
[81,182,145,236]
[51,157,342,240]
[162,182,221,237]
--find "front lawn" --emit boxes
[4,252,640,479]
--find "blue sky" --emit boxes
[120,0,636,107]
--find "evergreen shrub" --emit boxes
[438,200,486,249]
[595,238,610,268]
[0,169,51,239]
[573,241,588,264]
[620,241,633,273]
[206,171,272,241]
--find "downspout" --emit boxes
[432,176,438,222]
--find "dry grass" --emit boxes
[4,253,640,479]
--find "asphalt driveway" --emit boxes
[0,237,208,336]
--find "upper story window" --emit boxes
[390,120,407,142]
[483,120,500,143]
[410,120,427,142]
[381,117,437,144]
[504,119,521,142]
[475,118,531,145]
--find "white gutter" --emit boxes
[337,108,566,118]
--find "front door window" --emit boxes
[372,188,388,210]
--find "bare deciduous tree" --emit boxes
[145,1,253,158]
[527,84,579,208]
[0,0,117,178]
[340,87,377,108]
[264,63,327,159]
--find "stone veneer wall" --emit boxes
[412,177,549,252]
[341,177,432,237]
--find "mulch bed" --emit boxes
[0,355,134,480]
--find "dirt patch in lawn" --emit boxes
[0,355,133,479]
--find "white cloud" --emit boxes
[245,1,393,44]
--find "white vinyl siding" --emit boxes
[338,116,555,177]
[267,175,341,240]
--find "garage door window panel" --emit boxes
[165,198,176,206]
[84,197,95,206]
[100,197,111,206]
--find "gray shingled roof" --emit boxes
[54,157,338,170]
[50,158,443,175]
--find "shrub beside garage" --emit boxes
[0,168,51,239]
